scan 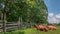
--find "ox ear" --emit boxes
[34,24,37,26]
[34,24,38,28]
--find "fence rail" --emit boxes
[0,20,20,32]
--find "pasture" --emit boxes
[22,26,60,34]
[0,26,60,34]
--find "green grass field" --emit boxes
[0,26,60,34]
[23,26,60,34]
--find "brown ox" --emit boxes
[47,25,56,30]
[34,24,48,32]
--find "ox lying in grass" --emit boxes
[34,24,48,32]
[34,24,57,32]
[47,25,56,30]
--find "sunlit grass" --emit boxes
[0,26,60,34]
[23,26,60,34]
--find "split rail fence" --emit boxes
[0,20,21,32]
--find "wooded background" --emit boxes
[0,0,48,32]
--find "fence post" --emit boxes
[2,12,6,33]
[1,13,3,20]
[18,17,21,30]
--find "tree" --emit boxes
[0,0,48,24]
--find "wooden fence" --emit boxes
[0,20,21,32]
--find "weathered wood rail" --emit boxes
[0,20,21,32]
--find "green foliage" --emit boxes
[0,0,48,23]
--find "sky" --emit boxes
[44,0,60,24]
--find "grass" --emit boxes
[23,26,60,34]
[0,26,60,34]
